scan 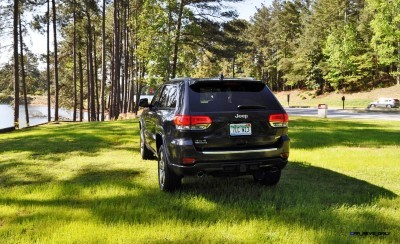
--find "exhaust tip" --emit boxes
[197,171,204,177]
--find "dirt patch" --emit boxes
[28,95,48,106]
[118,112,141,120]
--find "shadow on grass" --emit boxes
[1,161,397,242]
[0,120,140,187]
[0,159,55,187]
[290,118,400,149]
[64,167,142,189]
[1,118,399,241]
[0,120,140,158]
[0,161,24,174]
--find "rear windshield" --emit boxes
[189,81,282,112]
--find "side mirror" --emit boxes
[139,98,149,107]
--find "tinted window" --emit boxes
[158,85,177,108]
[151,86,164,107]
[189,81,282,112]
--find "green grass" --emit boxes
[274,85,400,109]
[278,94,373,108]
[0,118,399,243]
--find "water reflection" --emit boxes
[0,104,87,129]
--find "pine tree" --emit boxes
[13,0,19,128]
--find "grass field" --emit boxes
[0,118,399,243]
[274,85,400,108]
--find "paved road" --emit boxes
[285,107,400,121]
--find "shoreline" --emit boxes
[3,95,141,120]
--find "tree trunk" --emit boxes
[171,0,184,79]
[110,39,114,118]
[79,51,84,122]
[47,0,51,122]
[276,68,280,91]
[232,57,235,78]
[101,0,106,121]
[123,5,129,114]
[134,62,145,114]
[128,36,134,113]
[126,3,132,113]
[132,5,139,115]
[73,0,77,121]
[86,39,91,122]
[52,0,59,121]
[166,2,173,81]
[86,12,96,121]
[93,26,100,121]
[13,0,19,129]
[19,14,29,127]
[112,0,121,119]
[122,5,127,114]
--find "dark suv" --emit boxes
[139,78,290,191]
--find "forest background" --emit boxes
[0,0,399,125]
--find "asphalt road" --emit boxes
[285,107,400,121]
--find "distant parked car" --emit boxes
[368,98,399,108]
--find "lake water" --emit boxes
[0,95,153,129]
[0,104,86,129]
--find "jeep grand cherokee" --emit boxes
[139,78,290,191]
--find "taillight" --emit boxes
[268,113,288,127]
[173,115,191,127]
[182,157,196,165]
[174,115,212,130]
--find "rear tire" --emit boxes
[140,127,154,160]
[158,145,181,191]
[253,169,281,186]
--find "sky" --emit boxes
[0,0,272,66]
[236,0,272,20]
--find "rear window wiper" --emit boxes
[237,105,267,110]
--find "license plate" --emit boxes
[230,123,252,136]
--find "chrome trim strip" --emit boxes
[201,148,278,155]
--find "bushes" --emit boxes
[0,93,13,104]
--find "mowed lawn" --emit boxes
[0,117,399,243]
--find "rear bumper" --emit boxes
[166,135,290,176]
[170,157,288,176]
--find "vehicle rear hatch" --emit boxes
[188,80,288,152]
[394,99,400,107]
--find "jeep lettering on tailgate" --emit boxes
[235,114,248,119]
